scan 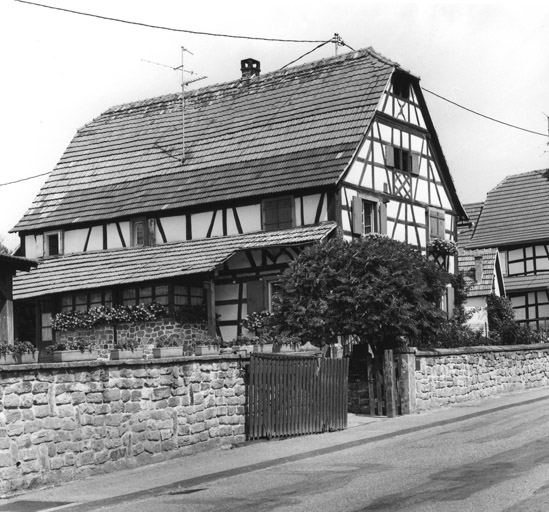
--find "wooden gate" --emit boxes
[247,353,349,440]
[365,349,402,417]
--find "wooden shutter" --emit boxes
[379,202,388,235]
[411,154,420,175]
[429,209,445,238]
[385,144,395,167]
[351,196,363,235]
[247,281,265,314]
[277,197,293,229]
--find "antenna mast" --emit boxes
[180,47,191,162]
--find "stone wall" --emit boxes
[410,344,549,411]
[0,356,246,494]
[57,319,209,358]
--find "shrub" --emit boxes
[271,235,450,351]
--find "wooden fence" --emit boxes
[247,353,349,440]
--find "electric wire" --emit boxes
[280,40,333,69]
[13,0,325,43]
[0,171,51,187]
[422,87,548,138]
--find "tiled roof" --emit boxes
[468,169,549,248]
[12,222,336,300]
[504,273,549,293]
[14,48,398,232]
[458,248,499,297]
[457,202,483,246]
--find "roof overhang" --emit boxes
[0,254,37,274]
[13,223,336,300]
[505,273,549,294]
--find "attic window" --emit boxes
[44,231,63,257]
[386,145,419,174]
[392,73,411,100]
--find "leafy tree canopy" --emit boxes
[271,234,451,350]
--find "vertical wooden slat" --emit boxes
[384,349,397,418]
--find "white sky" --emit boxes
[1,0,548,251]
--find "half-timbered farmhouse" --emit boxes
[12,48,466,351]
[467,169,549,330]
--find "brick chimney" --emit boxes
[241,58,261,79]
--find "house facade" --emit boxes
[12,48,466,350]
[467,170,549,330]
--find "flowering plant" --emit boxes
[113,338,141,351]
[51,303,168,331]
[427,238,457,256]
[241,310,273,337]
[10,340,37,357]
[45,337,94,354]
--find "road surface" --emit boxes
[76,396,549,512]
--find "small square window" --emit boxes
[44,231,63,257]
[392,73,411,100]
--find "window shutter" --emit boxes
[277,197,293,229]
[247,281,265,315]
[379,202,388,235]
[438,212,446,238]
[385,144,395,167]
[411,154,420,175]
[147,219,156,246]
[351,196,363,235]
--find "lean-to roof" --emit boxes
[13,223,336,300]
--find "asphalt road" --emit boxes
[81,397,549,512]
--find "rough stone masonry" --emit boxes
[0,356,246,494]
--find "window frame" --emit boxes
[43,230,63,257]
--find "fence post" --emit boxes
[395,347,416,415]
[383,349,397,418]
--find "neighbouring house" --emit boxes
[11,48,467,353]
[457,202,505,334]
[0,254,37,343]
[467,169,549,330]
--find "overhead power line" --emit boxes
[0,171,50,187]
[14,0,325,43]
[422,87,548,138]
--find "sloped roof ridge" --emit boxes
[102,47,400,116]
[488,168,547,193]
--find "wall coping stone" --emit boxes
[0,354,249,372]
[412,343,549,357]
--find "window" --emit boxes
[351,196,387,236]
[131,218,155,247]
[262,196,294,231]
[61,291,113,312]
[429,209,446,239]
[392,73,411,100]
[44,231,63,257]
[386,146,419,175]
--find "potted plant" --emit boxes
[110,338,144,360]
[46,338,98,362]
[152,335,183,358]
[272,335,301,353]
[229,335,255,355]
[252,335,274,353]
[194,337,221,356]
[10,340,38,364]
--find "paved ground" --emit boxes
[1,387,549,512]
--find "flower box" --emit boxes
[52,350,98,363]
[0,353,38,365]
[253,343,274,353]
[110,349,144,360]
[194,345,219,356]
[152,347,182,358]
[274,343,298,353]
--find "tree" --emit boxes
[0,236,10,255]
[271,234,451,351]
